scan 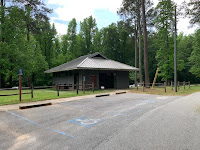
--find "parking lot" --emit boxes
[0,93,187,149]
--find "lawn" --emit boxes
[129,85,200,96]
[0,88,114,105]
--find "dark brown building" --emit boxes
[45,52,139,89]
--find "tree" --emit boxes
[66,18,79,61]
[0,1,54,87]
[189,29,200,78]
[0,0,6,87]
[185,0,200,25]
[118,0,153,86]
[137,5,143,84]
[13,0,52,42]
[155,0,174,82]
[118,0,139,84]
[61,34,69,57]
[80,16,98,55]
[141,0,150,87]
[101,23,120,60]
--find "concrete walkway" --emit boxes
[0,90,129,111]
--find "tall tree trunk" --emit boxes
[134,24,138,86]
[0,74,5,88]
[141,0,150,87]
[137,7,143,84]
[9,62,13,88]
[1,0,5,42]
[25,4,31,42]
[0,0,5,88]
[9,74,13,88]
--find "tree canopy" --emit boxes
[0,0,200,88]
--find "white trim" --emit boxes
[77,57,88,67]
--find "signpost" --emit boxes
[18,69,23,102]
[174,5,177,92]
[83,76,86,94]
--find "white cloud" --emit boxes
[177,17,198,35]
[153,0,197,35]
[48,0,197,35]
[48,0,122,21]
[50,21,68,36]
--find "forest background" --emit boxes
[0,0,199,88]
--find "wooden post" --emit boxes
[136,81,138,90]
[184,81,185,90]
[31,84,33,99]
[171,81,173,91]
[152,67,159,89]
[189,81,190,89]
[83,81,85,94]
[57,84,59,96]
[19,75,22,102]
[92,82,94,93]
[76,83,79,94]
[164,82,166,93]
[178,81,180,90]
[143,81,144,92]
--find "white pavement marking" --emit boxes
[156,96,169,100]
[6,111,75,138]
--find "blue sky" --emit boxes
[46,0,198,36]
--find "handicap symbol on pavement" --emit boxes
[67,116,102,127]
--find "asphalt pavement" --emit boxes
[1,92,200,150]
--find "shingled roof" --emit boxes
[44,52,139,73]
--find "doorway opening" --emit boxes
[99,73,114,89]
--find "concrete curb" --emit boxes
[19,103,52,109]
[116,91,126,95]
[96,94,110,97]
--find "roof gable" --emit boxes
[89,52,108,59]
[44,52,139,73]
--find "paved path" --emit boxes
[0,92,200,150]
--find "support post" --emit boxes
[178,81,180,90]
[57,84,59,96]
[152,67,159,89]
[92,82,94,93]
[174,5,177,92]
[31,84,33,99]
[189,81,190,89]
[76,83,79,94]
[143,81,144,92]
[171,81,173,91]
[83,80,85,94]
[164,82,166,93]
[19,75,22,102]
[136,81,138,90]
[184,81,185,90]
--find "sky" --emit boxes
[46,0,198,36]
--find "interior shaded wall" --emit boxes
[52,70,130,89]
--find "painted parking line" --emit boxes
[6,111,75,138]
[67,116,102,127]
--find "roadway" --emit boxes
[1,92,200,150]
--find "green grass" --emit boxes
[129,85,200,96]
[0,89,114,105]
